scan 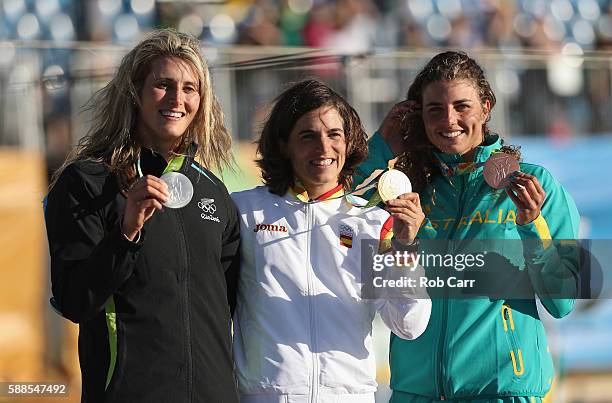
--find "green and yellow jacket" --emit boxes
[356,133,581,400]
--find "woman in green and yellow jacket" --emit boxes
[355,51,581,402]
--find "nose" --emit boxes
[168,87,183,107]
[314,134,331,152]
[442,106,458,126]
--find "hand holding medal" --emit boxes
[483,153,520,189]
[482,152,544,225]
[504,171,546,225]
[123,175,169,241]
[378,169,424,245]
[160,171,194,209]
[122,154,194,240]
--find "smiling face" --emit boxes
[136,56,201,156]
[422,79,490,160]
[280,106,346,199]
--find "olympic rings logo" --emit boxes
[198,201,217,214]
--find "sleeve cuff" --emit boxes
[117,222,145,251]
[516,214,552,240]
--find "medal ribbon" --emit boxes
[136,154,186,178]
[437,150,504,176]
[288,168,389,208]
[437,160,485,176]
[162,155,186,175]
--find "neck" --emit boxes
[461,148,477,162]
[300,182,341,200]
[138,136,178,163]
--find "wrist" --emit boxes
[121,218,141,242]
[123,230,141,242]
[392,236,419,251]
[516,213,539,226]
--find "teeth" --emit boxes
[311,159,333,166]
[160,110,182,118]
[440,131,462,138]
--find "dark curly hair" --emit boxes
[395,51,518,193]
[257,79,368,196]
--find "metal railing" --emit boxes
[1,43,611,154]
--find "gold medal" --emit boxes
[377,169,412,201]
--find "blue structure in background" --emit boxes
[517,135,612,372]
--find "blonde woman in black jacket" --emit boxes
[45,29,240,403]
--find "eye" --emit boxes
[455,103,470,112]
[328,130,344,139]
[155,81,168,89]
[299,132,315,141]
[183,85,197,94]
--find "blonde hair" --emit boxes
[50,28,232,191]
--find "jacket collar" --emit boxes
[139,143,197,177]
[289,180,344,202]
[433,133,502,174]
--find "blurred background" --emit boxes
[1,0,611,402]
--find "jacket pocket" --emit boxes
[501,304,525,377]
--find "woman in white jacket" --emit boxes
[231,79,431,403]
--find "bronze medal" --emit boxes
[483,153,520,189]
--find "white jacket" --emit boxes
[231,185,431,403]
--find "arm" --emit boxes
[509,168,581,318]
[45,165,143,323]
[353,132,395,188]
[221,190,241,316]
[353,100,420,189]
[374,208,431,340]
[374,265,432,340]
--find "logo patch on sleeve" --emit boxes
[339,224,354,248]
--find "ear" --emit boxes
[482,99,491,121]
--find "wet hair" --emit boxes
[50,28,231,191]
[395,51,519,193]
[257,79,368,196]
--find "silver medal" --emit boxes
[160,172,194,209]
[377,169,412,201]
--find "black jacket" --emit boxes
[45,148,240,403]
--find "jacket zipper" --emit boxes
[305,202,319,402]
[176,210,193,402]
[436,295,448,401]
[502,305,525,376]
[438,174,467,400]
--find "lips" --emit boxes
[160,110,185,119]
[310,158,334,167]
[439,130,464,138]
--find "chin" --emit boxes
[161,132,186,141]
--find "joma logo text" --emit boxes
[254,224,288,233]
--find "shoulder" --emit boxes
[519,161,578,213]
[188,161,226,189]
[188,161,235,204]
[65,160,110,179]
[52,160,112,196]
[519,162,562,191]
[231,186,277,211]
[519,162,552,178]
